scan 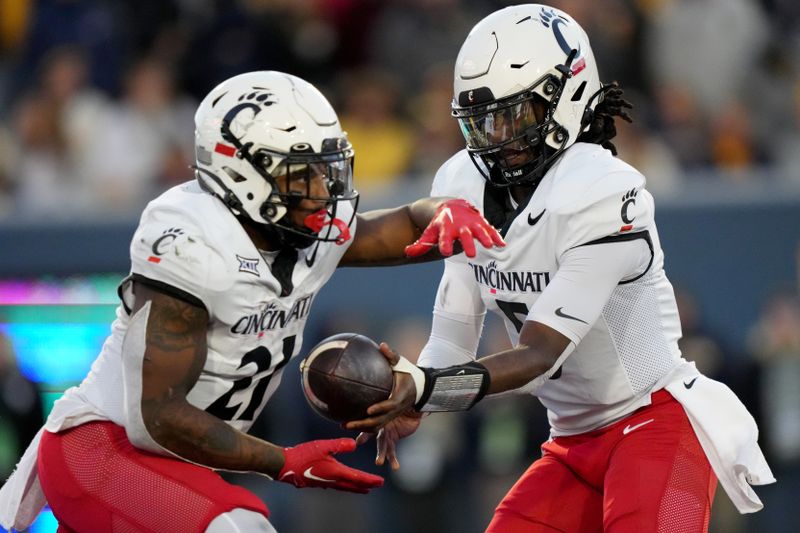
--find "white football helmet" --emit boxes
[194,71,357,245]
[452,4,603,186]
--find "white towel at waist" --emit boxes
[665,369,776,514]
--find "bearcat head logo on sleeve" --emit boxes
[620,188,639,231]
[147,228,187,264]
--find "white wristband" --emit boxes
[391,356,426,404]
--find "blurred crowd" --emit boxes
[0,0,799,220]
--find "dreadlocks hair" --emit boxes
[576,81,633,156]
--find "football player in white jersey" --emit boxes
[0,71,505,533]
[348,5,775,532]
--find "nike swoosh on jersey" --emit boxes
[304,467,336,483]
[684,377,698,389]
[527,209,545,226]
[555,307,587,324]
[622,418,654,435]
[305,242,321,267]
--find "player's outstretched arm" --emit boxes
[340,197,505,266]
[345,322,570,433]
[127,283,382,492]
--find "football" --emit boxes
[300,333,394,423]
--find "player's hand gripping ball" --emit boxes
[300,333,393,423]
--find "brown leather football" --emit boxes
[300,333,393,423]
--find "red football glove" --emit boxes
[405,199,506,258]
[277,438,384,494]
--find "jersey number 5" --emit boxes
[206,335,295,421]
[496,299,562,380]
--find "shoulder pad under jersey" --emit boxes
[545,143,646,216]
[544,144,653,254]
[131,183,236,303]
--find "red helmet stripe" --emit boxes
[571,57,586,75]
[214,143,236,157]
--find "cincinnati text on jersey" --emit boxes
[230,294,314,335]
[469,261,551,293]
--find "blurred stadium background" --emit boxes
[1,0,799,532]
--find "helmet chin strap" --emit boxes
[475,141,553,188]
[261,219,317,250]
[194,166,247,214]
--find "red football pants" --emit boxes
[37,421,269,533]
[486,390,717,533]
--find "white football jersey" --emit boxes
[424,143,685,435]
[49,180,355,434]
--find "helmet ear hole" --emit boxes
[571,81,588,102]
[223,167,247,183]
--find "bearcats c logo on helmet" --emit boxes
[220,91,279,146]
[539,7,581,58]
